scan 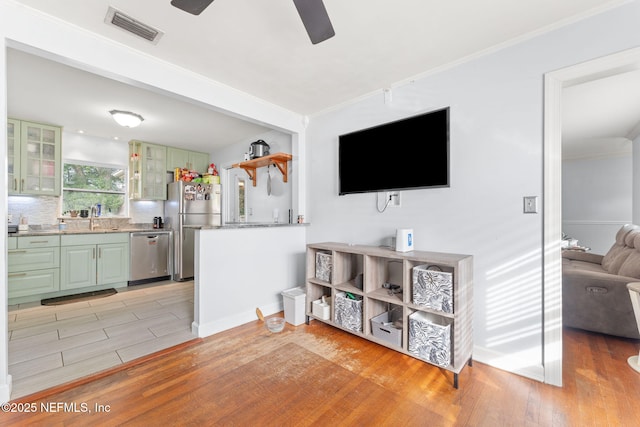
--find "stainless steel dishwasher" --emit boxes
[128,231,172,285]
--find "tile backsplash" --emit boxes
[8,196,164,227]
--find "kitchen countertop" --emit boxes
[9,228,171,237]
[10,222,307,236]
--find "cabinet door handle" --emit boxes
[21,178,24,192]
[8,250,27,254]
[98,248,102,258]
[93,248,96,259]
[29,241,49,244]
[8,273,27,278]
[13,178,17,191]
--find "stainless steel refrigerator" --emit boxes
[165,181,221,281]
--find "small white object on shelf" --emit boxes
[395,228,414,252]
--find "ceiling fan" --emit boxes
[170,0,335,44]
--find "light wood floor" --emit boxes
[7,280,195,399]
[4,314,640,426]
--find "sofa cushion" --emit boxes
[602,224,639,271]
[617,234,640,279]
[605,229,640,275]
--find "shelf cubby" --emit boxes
[305,242,473,388]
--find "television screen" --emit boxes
[338,107,449,195]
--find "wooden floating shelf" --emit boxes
[232,152,292,187]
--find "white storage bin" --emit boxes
[334,291,362,332]
[412,265,453,313]
[312,296,331,320]
[408,311,451,367]
[281,286,306,326]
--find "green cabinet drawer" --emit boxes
[8,247,60,272]
[8,268,60,298]
[61,233,128,246]
[17,235,60,248]
[8,236,17,250]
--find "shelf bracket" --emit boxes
[232,153,292,187]
[242,167,257,187]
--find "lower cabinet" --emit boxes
[7,232,129,303]
[60,234,129,290]
[8,235,60,299]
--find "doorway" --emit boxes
[543,46,640,386]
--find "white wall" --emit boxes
[305,2,640,380]
[193,226,306,336]
[562,155,632,253]
[213,130,293,224]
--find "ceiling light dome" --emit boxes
[109,110,144,128]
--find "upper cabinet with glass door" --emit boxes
[7,119,62,196]
[129,140,167,200]
[7,119,21,195]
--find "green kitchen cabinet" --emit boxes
[166,147,209,173]
[60,244,96,289]
[7,119,21,195]
[7,120,62,196]
[60,233,129,290]
[8,235,60,299]
[129,140,167,200]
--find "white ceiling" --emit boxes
[6,0,636,155]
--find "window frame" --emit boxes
[61,160,128,217]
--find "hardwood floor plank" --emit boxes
[4,321,640,426]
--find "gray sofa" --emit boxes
[562,224,640,339]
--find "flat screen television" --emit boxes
[338,107,449,195]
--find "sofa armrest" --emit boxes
[561,250,604,265]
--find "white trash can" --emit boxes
[281,286,306,326]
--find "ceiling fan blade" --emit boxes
[170,0,215,16]
[293,0,335,44]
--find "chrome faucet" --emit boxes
[89,206,98,231]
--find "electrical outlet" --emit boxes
[523,196,538,214]
[7,214,13,223]
[387,192,401,207]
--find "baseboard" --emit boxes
[473,345,545,383]
[192,302,283,338]
[0,375,12,404]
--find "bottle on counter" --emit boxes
[59,219,67,231]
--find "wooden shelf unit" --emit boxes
[232,152,292,187]
[305,242,473,388]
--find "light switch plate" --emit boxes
[523,196,538,214]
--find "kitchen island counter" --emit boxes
[199,222,309,230]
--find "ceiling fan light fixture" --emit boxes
[109,110,144,128]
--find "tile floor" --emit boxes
[7,280,196,399]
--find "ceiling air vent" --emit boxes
[104,6,164,44]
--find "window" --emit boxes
[62,162,126,216]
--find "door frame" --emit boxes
[543,46,640,386]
